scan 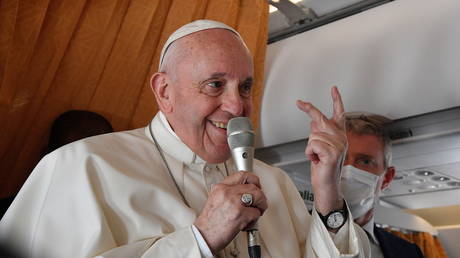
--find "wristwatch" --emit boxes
[317,201,348,230]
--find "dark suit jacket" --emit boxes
[374,225,425,258]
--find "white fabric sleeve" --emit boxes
[309,206,370,257]
[0,152,205,258]
[324,202,371,256]
[95,226,202,258]
[191,224,214,258]
[327,216,351,252]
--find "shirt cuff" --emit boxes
[328,217,351,251]
[191,224,214,258]
[311,202,360,256]
[326,201,354,253]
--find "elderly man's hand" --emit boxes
[296,86,347,217]
[194,171,267,254]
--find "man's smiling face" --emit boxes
[163,29,254,163]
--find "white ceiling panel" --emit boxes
[430,162,460,179]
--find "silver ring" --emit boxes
[241,193,253,206]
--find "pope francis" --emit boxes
[0,20,370,258]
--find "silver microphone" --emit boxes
[227,117,261,258]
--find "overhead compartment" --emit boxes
[258,0,460,148]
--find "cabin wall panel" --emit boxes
[0,0,268,198]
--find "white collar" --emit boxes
[146,112,205,164]
[159,112,179,139]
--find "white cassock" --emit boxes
[0,113,370,258]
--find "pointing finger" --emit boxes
[296,100,327,122]
[331,86,345,122]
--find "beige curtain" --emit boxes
[0,0,269,198]
[388,230,448,258]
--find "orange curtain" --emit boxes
[388,230,448,258]
[0,0,269,198]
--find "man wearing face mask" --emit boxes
[340,113,424,258]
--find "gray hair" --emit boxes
[345,112,393,168]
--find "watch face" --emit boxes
[327,211,345,229]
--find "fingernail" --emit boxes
[296,100,303,108]
[331,86,336,96]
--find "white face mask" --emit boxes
[340,165,382,219]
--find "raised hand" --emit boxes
[296,86,347,216]
[194,171,267,254]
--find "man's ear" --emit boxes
[150,72,173,113]
[381,166,395,190]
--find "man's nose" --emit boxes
[221,88,244,116]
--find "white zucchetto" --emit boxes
[158,19,245,71]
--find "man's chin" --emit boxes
[354,208,374,226]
